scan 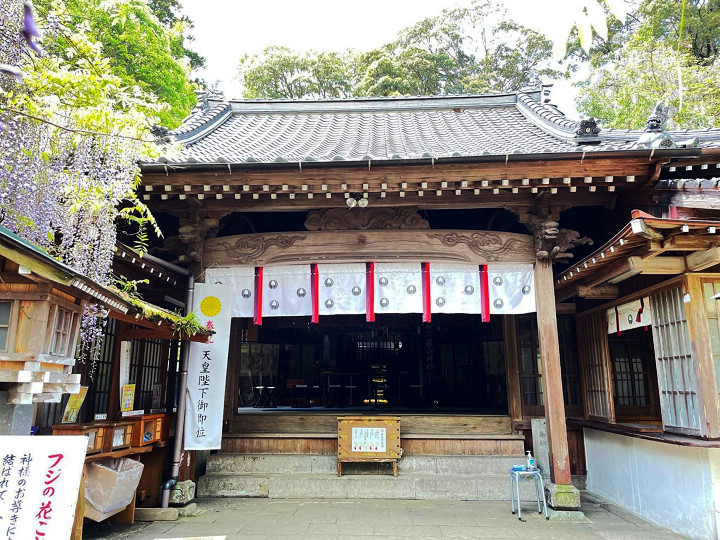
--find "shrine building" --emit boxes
[135,86,720,538]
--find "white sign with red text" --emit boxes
[0,435,87,540]
[184,283,233,450]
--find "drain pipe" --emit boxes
[161,274,195,508]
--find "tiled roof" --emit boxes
[145,88,720,166]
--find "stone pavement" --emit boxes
[83,493,688,540]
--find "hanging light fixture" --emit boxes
[346,193,368,208]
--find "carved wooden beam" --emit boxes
[203,229,535,267]
[304,207,429,231]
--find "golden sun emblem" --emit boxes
[200,295,222,317]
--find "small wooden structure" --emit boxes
[337,416,401,476]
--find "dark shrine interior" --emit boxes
[232,313,509,413]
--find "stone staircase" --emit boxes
[198,454,540,501]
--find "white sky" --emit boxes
[182,0,581,117]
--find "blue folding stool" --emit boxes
[509,468,549,521]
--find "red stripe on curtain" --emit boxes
[366,262,375,322]
[311,263,319,323]
[254,266,263,326]
[479,265,490,323]
[422,262,431,323]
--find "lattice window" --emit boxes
[651,287,703,435]
[83,317,117,422]
[137,338,165,411]
[702,280,720,411]
[516,315,583,415]
[50,306,77,356]
[577,311,614,421]
[0,301,12,351]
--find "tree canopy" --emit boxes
[576,0,720,129]
[239,2,560,99]
[36,0,201,127]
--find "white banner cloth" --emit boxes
[318,263,366,315]
[374,263,423,314]
[206,267,255,317]
[607,298,652,334]
[185,283,232,450]
[262,265,312,317]
[488,265,536,314]
[0,435,86,540]
[429,263,483,314]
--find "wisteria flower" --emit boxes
[22,2,44,56]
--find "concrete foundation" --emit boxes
[585,427,720,540]
[169,479,196,505]
[0,391,32,435]
[545,482,581,509]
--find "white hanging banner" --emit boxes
[185,283,232,450]
[262,265,312,317]
[430,263,483,314]
[488,265,536,314]
[374,263,423,314]
[0,435,87,540]
[206,267,255,317]
[607,297,652,334]
[318,263,366,315]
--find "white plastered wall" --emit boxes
[584,428,720,540]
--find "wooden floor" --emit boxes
[222,412,525,455]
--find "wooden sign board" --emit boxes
[337,416,401,476]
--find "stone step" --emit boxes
[198,473,269,498]
[206,453,527,476]
[198,472,540,501]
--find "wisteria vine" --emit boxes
[1,1,164,377]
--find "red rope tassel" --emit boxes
[615,306,622,336]
[480,265,490,323]
[254,266,263,326]
[366,262,375,322]
[636,297,645,322]
[422,262,431,323]
[311,263,319,323]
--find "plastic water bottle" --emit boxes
[526,450,535,470]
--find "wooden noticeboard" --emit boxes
[337,416,401,476]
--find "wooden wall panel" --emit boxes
[230,413,512,436]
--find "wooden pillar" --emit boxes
[503,315,523,423]
[684,274,720,438]
[534,259,572,485]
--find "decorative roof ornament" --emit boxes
[635,102,676,149]
[192,89,210,113]
[574,117,601,144]
[150,125,172,143]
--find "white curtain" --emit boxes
[262,265,312,317]
[488,265,536,314]
[607,298,652,334]
[317,263,366,315]
[429,263,482,314]
[374,262,423,314]
[206,267,255,318]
